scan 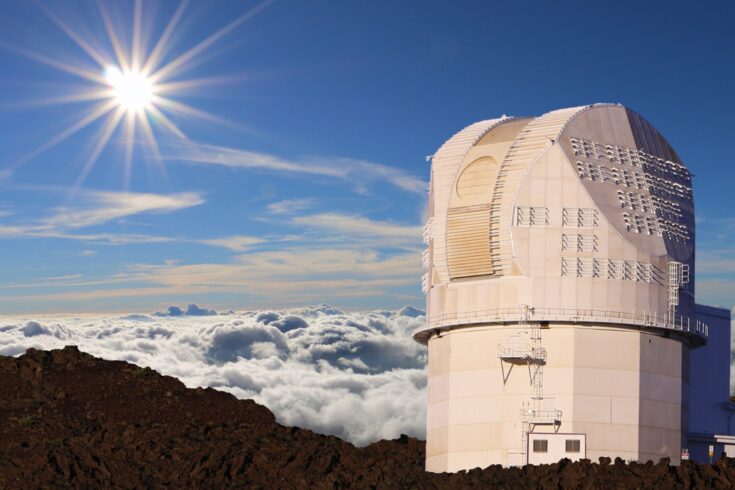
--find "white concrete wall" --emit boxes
[426,323,684,472]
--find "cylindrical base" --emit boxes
[426,322,685,472]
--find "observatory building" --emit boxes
[415,104,732,471]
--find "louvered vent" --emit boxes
[447,157,497,278]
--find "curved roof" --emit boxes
[420,104,699,343]
[429,104,694,282]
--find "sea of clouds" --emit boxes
[0,305,427,446]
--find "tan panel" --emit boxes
[446,156,498,279]
[477,117,532,145]
[430,118,509,284]
[447,205,492,278]
[455,157,498,205]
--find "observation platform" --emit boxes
[413,305,708,345]
[497,344,547,364]
[521,407,563,426]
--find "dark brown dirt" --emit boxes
[1,346,733,489]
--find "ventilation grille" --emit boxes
[446,205,493,278]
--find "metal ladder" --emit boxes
[498,306,561,462]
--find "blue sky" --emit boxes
[0,0,732,313]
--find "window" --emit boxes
[566,439,580,453]
[562,208,598,227]
[561,233,597,252]
[561,257,572,277]
[515,206,549,227]
[532,439,548,453]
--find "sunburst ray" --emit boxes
[71,107,126,195]
[137,111,161,164]
[122,112,136,191]
[153,75,246,96]
[148,0,272,83]
[8,100,118,172]
[1,89,114,109]
[146,105,186,140]
[140,0,188,76]
[131,0,143,72]
[37,3,111,68]
[0,42,106,83]
[3,1,272,191]
[98,3,130,73]
[151,95,249,133]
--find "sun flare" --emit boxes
[5,0,271,192]
[105,66,154,113]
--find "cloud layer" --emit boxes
[0,305,427,446]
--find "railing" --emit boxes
[521,408,562,425]
[498,344,547,362]
[415,305,708,341]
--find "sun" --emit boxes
[105,66,154,113]
[4,0,271,192]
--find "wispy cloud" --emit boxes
[198,235,265,252]
[40,191,205,229]
[164,141,427,194]
[0,190,204,245]
[0,224,174,245]
[39,273,83,283]
[266,198,315,215]
[290,213,421,244]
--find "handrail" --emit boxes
[415,305,708,340]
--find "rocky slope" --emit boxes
[1,346,733,488]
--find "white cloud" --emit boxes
[0,227,174,245]
[266,198,315,215]
[0,306,428,446]
[40,191,205,230]
[291,213,421,242]
[40,231,174,245]
[165,140,427,194]
[0,190,204,245]
[197,235,265,252]
[40,273,83,282]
